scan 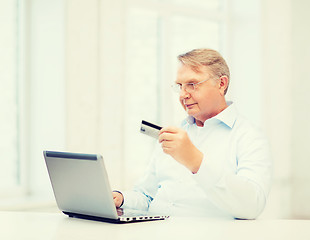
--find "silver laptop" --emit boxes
[43,151,169,223]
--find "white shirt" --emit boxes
[122,102,272,219]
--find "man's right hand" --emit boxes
[112,191,124,208]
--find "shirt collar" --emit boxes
[185,101,237,129]
[213,101,237,128]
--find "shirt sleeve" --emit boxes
[193,127,273,219]
[121,147,160,210]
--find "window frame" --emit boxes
[0,0,28,198]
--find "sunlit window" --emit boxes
[0,0,21,192]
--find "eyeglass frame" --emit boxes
[171,78,211,94]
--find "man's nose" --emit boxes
[179,87,190,99]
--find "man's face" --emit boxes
[176,64,226,126]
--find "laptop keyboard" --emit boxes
[117,208,149,217]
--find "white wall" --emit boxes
[65,0,126,189]
[65,0,100,154]
[290,0,310,218]
[260,0,310,219]
[260,0,293,218]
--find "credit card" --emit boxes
[140,120,162,139]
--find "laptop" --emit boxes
[43,151,169,223]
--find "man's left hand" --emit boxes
[158,126,203,173]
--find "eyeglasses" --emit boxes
[171,78,209,94]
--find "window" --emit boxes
[0,0,23,194]
[0,0,66,201]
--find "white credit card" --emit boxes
[140,120,162,139]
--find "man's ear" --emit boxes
[219,76,229,96]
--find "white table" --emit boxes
[1,211,310,240]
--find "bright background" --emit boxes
[1,0,310,219]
